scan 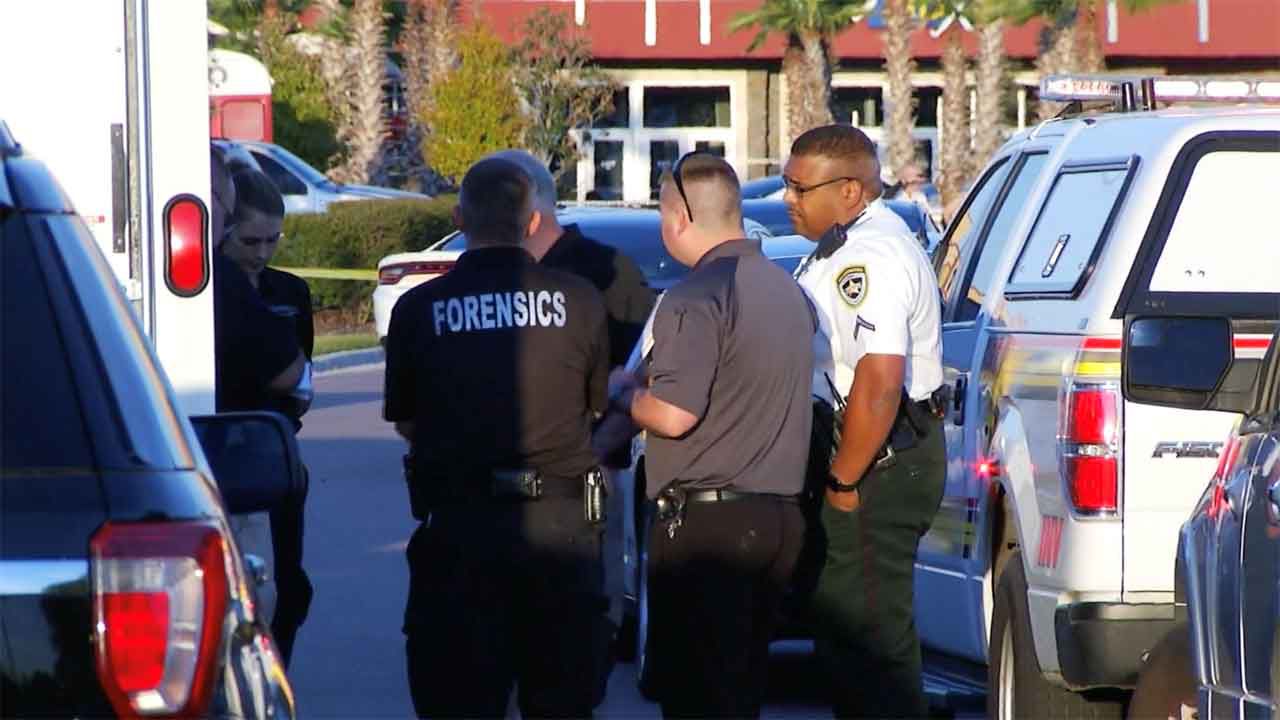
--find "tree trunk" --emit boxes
[1035,14,1078,122]
[1076,0,1105,72]
[784,31,834,146]
[973,17,1005,168]
[882,0,916,185]
[333,0,388,185]
[937,27,971,210]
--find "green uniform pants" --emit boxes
[811,415,946,719]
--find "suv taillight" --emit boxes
[1060,382,1121,514]
[90,522,229,717]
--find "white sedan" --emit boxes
[372,206,783,341]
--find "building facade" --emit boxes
[463,0,1279,202]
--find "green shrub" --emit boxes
[276,195,459,318]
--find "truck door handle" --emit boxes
[954,376,967,426]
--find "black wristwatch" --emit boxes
[826,473,862,493]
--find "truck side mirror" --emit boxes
[1122,316,1242,412]
[190,411,305,514]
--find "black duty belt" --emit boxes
[684,488,802,505]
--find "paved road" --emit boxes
[286,364,980,718]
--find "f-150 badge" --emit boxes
[1152,441,1225,459]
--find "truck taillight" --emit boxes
[1060,383,1121,514]
[91,522,229,717]
[163,195,210,297]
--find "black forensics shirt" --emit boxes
[540,224,655,368]
[383,245,610,481]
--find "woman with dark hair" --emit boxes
[223,168,314,359]
[219,165,315,668]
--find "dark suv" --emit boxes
[1,123,299,717]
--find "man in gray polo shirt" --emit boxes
[609,152,815,718]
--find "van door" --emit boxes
[1114,131,1280,598]
[915,146,1051,661]
[0,0,215,416]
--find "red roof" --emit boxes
[464,0,1279,62]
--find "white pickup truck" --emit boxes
[909,75,1280,718]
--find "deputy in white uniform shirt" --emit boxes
[785,124,947,720]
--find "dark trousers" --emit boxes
[810,417,946,719]
[269,465,312,668]
[404,498,612,719]
[646,493,805,719]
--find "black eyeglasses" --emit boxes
[236,232,283,247]
[668,151,715,223]
[782,175,858,197]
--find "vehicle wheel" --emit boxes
[1127,625,1195,720]
[988,552,1124,720]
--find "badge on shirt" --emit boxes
[836,266,868,307]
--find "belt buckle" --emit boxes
[874,444,897,470]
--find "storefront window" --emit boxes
[833,87,883,127]
[643,87,731,128]
[591,141,624,200]
[695,141,726,157]
[593,88,630,128]
[915,87,942,127]
[649,140,681,199]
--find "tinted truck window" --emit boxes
[1,216,93,470]
[1007,162,1134,295]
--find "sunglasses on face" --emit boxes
[669,150,717,223]
[782,175,858,197]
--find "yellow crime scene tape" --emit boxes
[273,267,379,281]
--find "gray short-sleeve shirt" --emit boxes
[645,239,816,498]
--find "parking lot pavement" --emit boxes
[290,365,987,718]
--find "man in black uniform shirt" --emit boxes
[384,157,614,718]
[607,153,816,718]
[487,150,654,368]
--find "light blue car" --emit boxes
[214,139,430,214]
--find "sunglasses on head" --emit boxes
[669,150,717,224]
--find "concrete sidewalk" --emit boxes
[314,346,384,375]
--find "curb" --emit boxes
[314,346,384,375]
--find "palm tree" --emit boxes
[730,0,873,146]
[972,0,1007,165]
[996,0,1179,121]
[882,0,919,185]
[333,0,388,184]
[912,0,975,208]
[400,0,458,190]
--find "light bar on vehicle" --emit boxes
[1039,74,1280,111]
[1150,77,1280,103]
[1039,75,1133,102]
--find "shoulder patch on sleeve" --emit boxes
[836,265,868,307]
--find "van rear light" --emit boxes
[1060,382,1121,515]
[163,195,210,297]
[378,260,454,285]
[91,522,229,717]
